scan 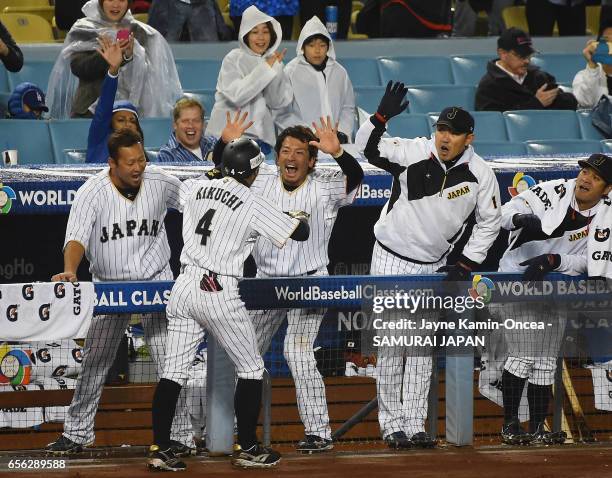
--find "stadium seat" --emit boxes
[601,139,612,153]
[387,114,432,138]
[407,85,476,114]
[503,110,581,141]
[586,5,601,36]
[0,13,54,43]
[473,141,526,158]
[530,54,585,85]
[0,91,9,118]
[2,6,55,24]
[339,58,381,87]
[0,119,53,164]
[428,111,508,141]
[354,86,385,114]
[576,110,605,140]
[48,119,91,163]
[175,59,221,90]
[450,55,490,86]
[377,56,453,85]
[140,117,173,150]
[7,60,54,92]
[501,5,528,31]
[183,89,216,118]
[0,69,8,93]
[525,139,602,156]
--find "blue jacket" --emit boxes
[86,72,117,163]
[157,131,219,163]
[230,0,299,18]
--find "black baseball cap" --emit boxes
[498,27,537,58]
[22,86,48,112]
[578,153,612,184]
[434,107,474,135]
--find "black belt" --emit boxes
[307,269,317,275]
[377,240,450,265]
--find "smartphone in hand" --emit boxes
[116,29,130,41]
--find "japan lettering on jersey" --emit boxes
[180,177,299,277]
[251,163,356,276]
[64,165,183,281]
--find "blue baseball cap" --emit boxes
[112,100,139,118]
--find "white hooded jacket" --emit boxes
[206,5,292,146]
[274,16,355,140]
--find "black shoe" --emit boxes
[501,419,532,445]
[193,437,209,454]
[296,435,334,453]
[410,432,437,448]
[384,431,412,449]
[231,443,281,468]
[147,445,186,472]
[169,440,196,457]
[530,423,567,445]
[45,435,83,455]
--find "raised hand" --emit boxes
[119,32,135,60]
[376,81,409,121]
[266,48,287,67]
[309,116,342,156]
[96,35,123,75]
[221,110,254,143]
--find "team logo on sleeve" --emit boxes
[468,275,494,304]
[595,228,610,242]
[0,345,32,385]
[507,173,536,197]
[0,184,16,214]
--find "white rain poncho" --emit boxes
[206,5,292,147]
[274,16,355,141]
[47,0,182,118]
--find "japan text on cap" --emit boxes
[434,107,475,134]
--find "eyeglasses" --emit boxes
[509,50,535,61]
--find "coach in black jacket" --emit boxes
[475,27,577,112]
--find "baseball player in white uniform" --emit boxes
[46,129,193,456]
[249,118,363,452]
[496,153,612,446]
[356,82,501,448]
[147,137,310,471]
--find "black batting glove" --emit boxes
[519,254,561,281]
[375,81,409,123]
[512,213,542,233]
[437,261,473,282]
[337,131,349,144]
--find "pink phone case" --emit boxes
[116,29,130,41]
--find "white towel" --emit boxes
[520,178,575,234]
[587,193,612,279]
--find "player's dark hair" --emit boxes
[108,129,144,161]
[275,126,319,161]
[243,21,277,53]
[598,19,612,40]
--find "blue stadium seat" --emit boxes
[140,117,172,149]
[473,141,527,158]
[7,60,54,92]
[378,56,453,85]
[576,110,605,140]
[0,91,10,118]
[48,119,91,163]
[175,59,221,91]
[0,69,8,93]
[354,86,385,114]
[339,58,381,87]
[449,55,490,85]
[530,54,584,85]
[601,140,612,153]
[0,119,54,164]
[407,85,475,114]
[387,114,432,138]
[503,110,581,141]
[428,111,508,141]
[525,139,602,155]
[183,89,216,118]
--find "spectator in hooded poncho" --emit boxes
[206,5,292,153]
[274,16,355,143]
[47,0,182,119]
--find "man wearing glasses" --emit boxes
[475,27,578,112]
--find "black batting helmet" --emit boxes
[221,138,265,179]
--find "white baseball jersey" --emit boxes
[64,165,183,281]
[251,163,356,276]
[180,176,299,277]
[499,179,600,274]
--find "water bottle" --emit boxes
[325,5,338,40]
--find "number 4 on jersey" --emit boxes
[195,209,216,245]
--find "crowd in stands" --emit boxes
[3,0,612,163]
